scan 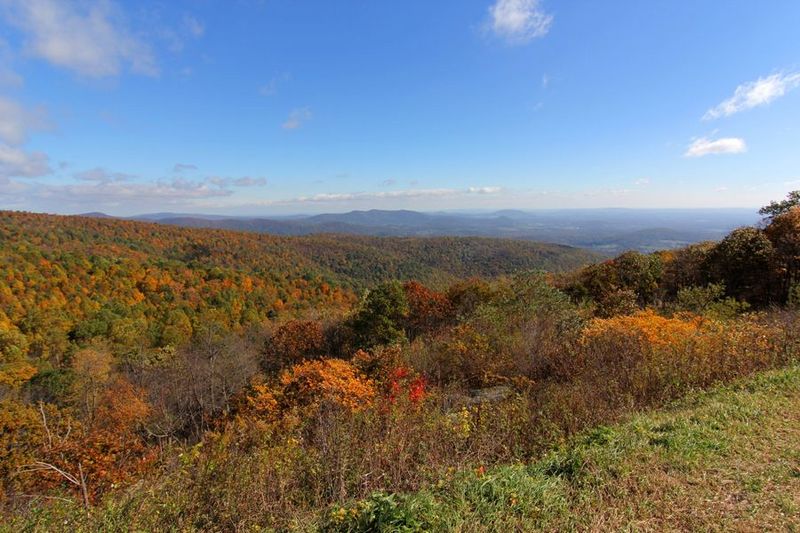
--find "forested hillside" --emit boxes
[1,196,800,531]
[0,210,597,361]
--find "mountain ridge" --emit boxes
[76,207,760,254]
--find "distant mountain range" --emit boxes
[80,208,759,254]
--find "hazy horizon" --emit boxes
[15,206,763,219]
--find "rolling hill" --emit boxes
[3,211,599,290]
[115,208,758,254]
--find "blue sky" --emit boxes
[0,0,799,215]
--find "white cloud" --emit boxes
[0,143,51,178]
[634,177,650,186]
[1,0,157,77]
[704,72,800,120]
[468,186,502,194]
[282,107,312,130]
[487,0,553,44]
[684,137,747,158]
[0,96,50,145]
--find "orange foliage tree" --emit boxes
[264,320,325,369]
[243,359,376,420]
[402,281,454,338]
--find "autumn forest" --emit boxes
[2,193,800,530]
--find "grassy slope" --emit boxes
[324,366,800,532]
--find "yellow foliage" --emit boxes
[582,309,711,348]
[246,383,279,420]
[0,360,37,388]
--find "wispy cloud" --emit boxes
[0,144,51,178]
[182,15,205,38]
[684,137,747,158]
[13,170,268,211]
[1,0,157,77]
[0,96,51,145]
[207,176,267,187]
[704,71,800,120]
[0,95,53,179]
[173,163,198,173]
[633,177,651,186]
[0,38,23,88]
[282,107,312,130]
[74,167,134,183]
[42,176,234,205]
[268,186,503,205]
[260,72,290,96]
[487,0,553,44]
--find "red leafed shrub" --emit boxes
[385,365,427,405]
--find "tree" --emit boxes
[0,322,35,394]
[70,345,113,423]
[660,242,715,296]
[402,281,453,339]
[446,278,496,318]
[708,227,776,305]
[148,331,258,439]
[350,282,409,350]
[764,207,800,301]
[565,251,662,316]
[263,320,325,370]
[674,283,748,319]
[613,251,663,306]
[759,190,800,220]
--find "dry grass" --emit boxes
[570,380,800,532]
[325,365,800,532]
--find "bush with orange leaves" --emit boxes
[581,309,709,349]
[280,359,376,412]
[242,358,376,424]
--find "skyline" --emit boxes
[0,0,799,215]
